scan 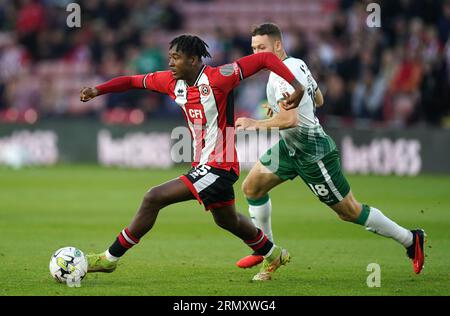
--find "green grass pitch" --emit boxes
[1,165,449,296]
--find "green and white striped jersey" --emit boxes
[266,57,336,163]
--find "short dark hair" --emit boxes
[169,35,211,59]
[251,23,283,40]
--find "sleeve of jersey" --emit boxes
[95,71,173,96]
[141,71,174,95]
[95,75,145,95]
[215,63,244,92]
[236,52,296,84]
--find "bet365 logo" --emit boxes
[66,3,81,28]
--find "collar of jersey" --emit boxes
[186,65,207,87]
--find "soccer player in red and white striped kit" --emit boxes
[80,35,305,281]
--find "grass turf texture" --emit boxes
[1,165,449,296]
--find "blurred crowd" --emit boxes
[0,0,449,127]
[315,0,450,127]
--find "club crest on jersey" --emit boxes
[199,84,211,97]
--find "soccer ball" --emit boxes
[49,247,88,284]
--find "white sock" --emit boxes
[248,196,274,243]
[365,206,413,248]
[105,249,120,262]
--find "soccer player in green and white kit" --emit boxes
[235,23,425,275]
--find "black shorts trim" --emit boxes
[180,165,238,210]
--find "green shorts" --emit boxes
[260,139,350,205]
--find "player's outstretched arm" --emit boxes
[236,52,305,109]
[80,75,146,102]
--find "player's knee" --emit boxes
[338,202,361,222]
[333,199,361,222]
[337,212,356,222]
[214,218,228,230]
[242,179,263,200]
[142,187,164,209]
[213,213,238,231]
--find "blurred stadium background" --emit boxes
[1,0,450,296]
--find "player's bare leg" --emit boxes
[237,161,285,268]
[211,204,290,281]
[328,190,361,222]
[243,162,286,202]
[128,178,194,238]
[330,191,426,274]
[87,178,194,273]
[210,204,260,240]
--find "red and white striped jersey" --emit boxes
[95,52,298,176]
[141,63,243,175]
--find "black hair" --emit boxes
[169,35,211,59]
[251,23,283,40]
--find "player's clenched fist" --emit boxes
[236,117,257,130]
[262,102,273,118]
[80,87,98,102]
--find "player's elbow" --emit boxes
[258,52,280,65]
[285,115,298,128]
[316,97,324,107]
[315,89,324,107]
[259,52,277,59]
